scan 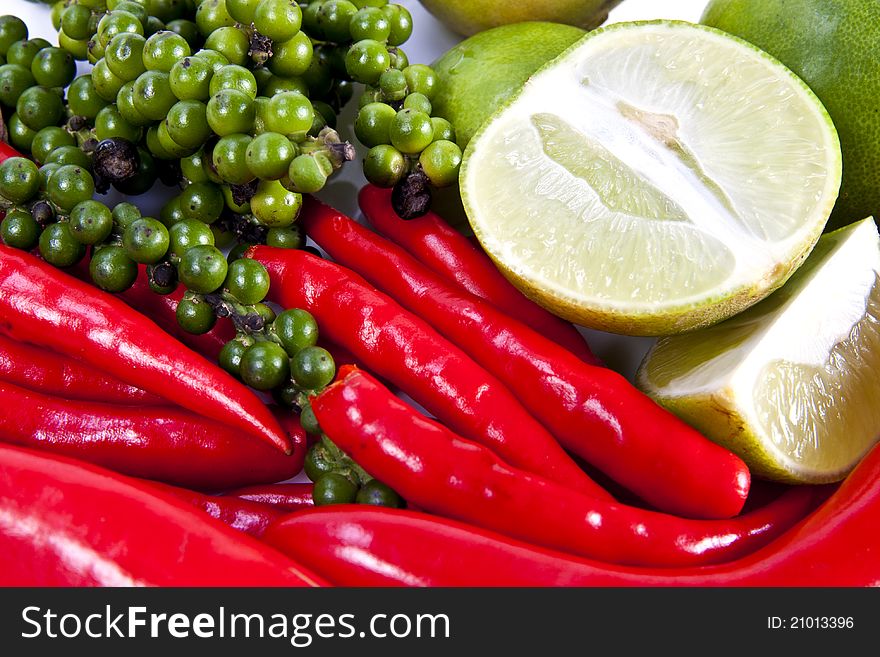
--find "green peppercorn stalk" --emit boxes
[305,434,405,508]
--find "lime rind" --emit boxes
[460,20,842,336]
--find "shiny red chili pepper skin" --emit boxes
[262,489,824,587]
[0,379,303,490]
[0,333,161,404]
[248,245,611,501]
[146,481,286,537]
[301,199,750,519]
[358,186,602,366]
[270,443,880,587]
[223,483,314,512]
[311,367,813,567]
[0,245,289,453]
[0,444,326,587]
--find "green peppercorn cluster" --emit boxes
[0,7,335,402]
[305,434,405,507]
[1,1,437,509]
[305,0,463,194]
[0,2,356,307]
[64,0,353,205]
[357,66,461,189]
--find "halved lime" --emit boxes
[637,218,880,483]
[461,21,842,335]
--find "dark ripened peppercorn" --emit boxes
[92,138,140,192]
[392,170,432,220]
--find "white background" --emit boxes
[7,0,712,378]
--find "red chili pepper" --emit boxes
[146,481,287,537]
[0,245,288,453]
[309,367,814,567]
[358,185,602,365]
[247,245,611,500]
[0,333,161,404]
[0,141,21,163]
[69,260,235,361]
[301,198,750,519]
[0,379,303,490]
[223,483,314,513]
[322,339,371,377]
[117,267,235,361]
[266,441,880,587]
[0,443,326,586]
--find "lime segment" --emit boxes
[638,218,880,483]
[461,21,842,335]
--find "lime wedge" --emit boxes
[461,21,842,335]
[637,218,880,483]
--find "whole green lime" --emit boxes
[432,22,585,149]
[419,0,621,37]
[703,0,880,230]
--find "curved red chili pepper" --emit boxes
[301,198,750,519]
[247,245,612,501]
[0,141,21,163]
[358,186,602,366]
[309,367,812,567]
[0,333,161,404]
[68,260,235,361]
[262,484,820,587]
[322,339,371,377]
[269,403,319,450]
[147,481,287,537]
[0,379,303,490]
[0,443,326,587]
[117,267,235,361]
[223,483,314,512]
[266,442,880,587]
[0,245,288,453]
